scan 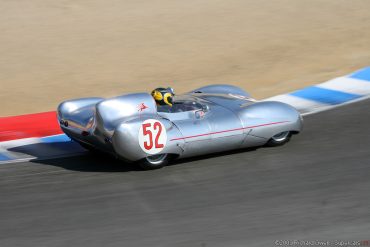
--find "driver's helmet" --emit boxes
[151,87,174,107]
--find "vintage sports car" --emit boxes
[57,85,303,169]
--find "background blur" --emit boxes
[1,0,370,116]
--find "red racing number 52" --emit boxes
[142,121,164,151]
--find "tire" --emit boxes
[265,131,292,147]
[138,154,170,170]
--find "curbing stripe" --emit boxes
[0,134,86,164]
[317,77,370,95]
[262,94,328,114]
[289,86,361,105]
[0,153,11,161]
[0,111,62,142]
[265,67,370,114]
[349,67,370,81]
[41,134,71,143]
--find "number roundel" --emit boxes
[138,119,167,155]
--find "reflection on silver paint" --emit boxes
[57,85,303,162]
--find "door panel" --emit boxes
[173,105,245,157]
[172,118,212,157]
[207,105,244,153]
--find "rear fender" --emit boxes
[112,117,184,162]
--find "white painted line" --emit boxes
[0,134,86,164]
[0,151,87,165]
[264,94,329,113]
[317,77,370,95]
[0,137,43,149]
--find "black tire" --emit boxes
[138,154,170,170]
[265,131,292,147]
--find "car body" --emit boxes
[57,84,303,169]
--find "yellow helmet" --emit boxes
[151,87,174,107]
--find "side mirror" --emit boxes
[202,104,209,112]
[195,110,205,119]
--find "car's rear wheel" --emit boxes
[139,154,170,170]
[265,131,292,147]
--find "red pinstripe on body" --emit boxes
[170,121,290,141]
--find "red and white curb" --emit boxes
[0,112,85,163]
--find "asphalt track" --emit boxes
[0,99,369,247]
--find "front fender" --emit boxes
[238,101,303,139]
[189,84,250,97]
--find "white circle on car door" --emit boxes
[138,119,167,155]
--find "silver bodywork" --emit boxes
[57,85,302,162]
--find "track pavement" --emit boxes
[0,99,369,246]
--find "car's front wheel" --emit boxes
[265,131,292,147]
[138,154,170,170]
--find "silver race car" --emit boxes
[57,85,303,169]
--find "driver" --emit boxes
[151,87,174,107]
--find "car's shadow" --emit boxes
[8,139,260,172]
[23,145,260,173]
[31,154,140,172]
[7,141,134,172]
[169,147,259,166]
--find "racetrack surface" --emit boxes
[0,99,369,246]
